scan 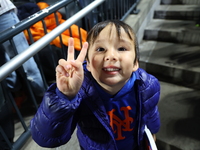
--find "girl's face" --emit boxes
[86,24,138,95]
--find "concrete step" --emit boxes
[143,19,200,45]
[154,5,200,21]
[139,40,200,90]
[157,81,200,150]
[161,0,200,5]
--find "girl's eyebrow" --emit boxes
[119,39,129,42]
[92,35,134,47]
[94,39,104,44]
[95,38,132,43]
[119,38,133,44]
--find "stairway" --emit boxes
[139,0,200,149]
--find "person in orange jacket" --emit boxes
[24,2,87,51]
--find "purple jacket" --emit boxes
[31,67,160,150]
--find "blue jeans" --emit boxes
[0,45,20,92]
[0,10,45,96]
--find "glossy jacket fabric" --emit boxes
[31,65,160,149]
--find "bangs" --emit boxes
[87,20,134,45]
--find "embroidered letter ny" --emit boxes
[107,106,134,140]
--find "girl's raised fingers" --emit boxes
[67,37,75,61]
[77,42,88,63]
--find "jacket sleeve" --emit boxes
[30,83,81,148]
[138,68,161,134]
[145,74,160,134]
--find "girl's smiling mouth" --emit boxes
[102,67,121,74]
[103,68,120,71]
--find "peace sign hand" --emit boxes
[56,38,88,99]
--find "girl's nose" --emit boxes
[104,49,118,61]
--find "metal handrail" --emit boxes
[0,0,74,44]
[0,0,105,82]
[120,0,140,21]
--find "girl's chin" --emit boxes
[101,78,124,86]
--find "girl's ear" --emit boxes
[132,61,139,72]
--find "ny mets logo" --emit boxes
[107,106,134,140]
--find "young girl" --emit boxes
[31,20,160,150]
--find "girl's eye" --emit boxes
[118,47,127,51]
[96,47,105,51]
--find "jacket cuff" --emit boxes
[56,88,78,102]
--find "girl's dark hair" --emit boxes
[86,20,139,64]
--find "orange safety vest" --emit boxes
[24,2,87,51]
